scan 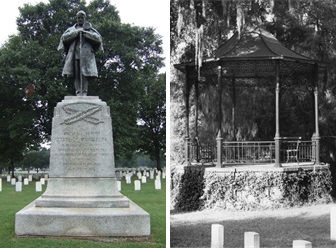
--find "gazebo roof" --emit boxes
[175,27,327,78]
[215,27,314,63]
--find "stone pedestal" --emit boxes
[15,96,150,237]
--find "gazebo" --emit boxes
[174,27,327,168]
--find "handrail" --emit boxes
[189,139,315,165]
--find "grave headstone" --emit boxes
[7,175,11,182]
[137,172,142,180]
[244,232,260,248]
[16,182,22,192]
[0,178,2,192]
[292,240,312,248]
[150,170,154,179]
[117,181,121,191]
[35,182,42,192]
[126,175,132,184]
[18,175,22,182]
[40,178,45,185]
[162,172,166,179]
[141,176,147,183]
[44,174,49,180]
[24,178,29,185]
[134,180,141,191]
[211,224,224,248]
[155,179,161,190]
[28,175,33,182]
[11,178,16,185]
[331,206,336,240]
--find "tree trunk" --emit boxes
[11,157,15,178]
[156,155,161,171]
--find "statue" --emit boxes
[58,10,103,96]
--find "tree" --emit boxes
[19,148,50,172]
[138,73,166,170]
[0,0,165,167]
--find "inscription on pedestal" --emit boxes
[49,99,115,178]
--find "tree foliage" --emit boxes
[170,0,336,164]
[138,73,166,170]
[0,0,165,169]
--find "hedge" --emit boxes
[171,167,333,212]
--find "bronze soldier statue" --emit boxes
[58,10,103,96]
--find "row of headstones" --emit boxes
[117,170,166,181]
[0,174,48,192]
[211,224,312,248]
[115,167,166,173]
[116,178,162,191]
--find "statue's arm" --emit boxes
[61,29,79,45]
[83,30,102,46]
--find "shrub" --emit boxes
[171,167,333,212]
[171,167,204,212]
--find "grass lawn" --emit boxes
[171,204,336,247]
[0,176,166,248]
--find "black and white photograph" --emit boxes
[170,0,336,247]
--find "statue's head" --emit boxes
[76,10,86,26]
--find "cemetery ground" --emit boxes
[171,204,336,247]
[0,175,166,248]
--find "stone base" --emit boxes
[15,197,150,237]
[35,178,129,208]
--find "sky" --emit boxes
[0,0,169,71]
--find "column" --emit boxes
[274,60,281,167]
[184,68,191,164]
[195,79,200,162]
[232,77,236,140]
[216,65,223,168]
[312,63,320,165]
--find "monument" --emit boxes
[15,11,150,237]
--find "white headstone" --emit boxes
[137,172,142,180]
[18,175,22,182]
[36,182,42,192]
[141,176,147,183]
[134,180,141,191]
[211,224,224,248]
[40,178,45,185]
[331,206,336,240]
[11,178,16,185]
[7,175,11,182]
[16,182,22,192]
[292,240,312,248]
[44,174,49,180]
[155,179,161,190]
[0,178,2,191]
[28,175,33,182]
[162,172,166,179]
[150,170,154,179]
[23,178,29,185]
[117,181,121,191]
[244,232,260,248]
[126,175,131,184]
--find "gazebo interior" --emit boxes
[174,27,327,168]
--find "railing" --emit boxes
[189,140,316,165]
[280,140,315,163]
[190,143,216,163]
[222,141,275,164]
